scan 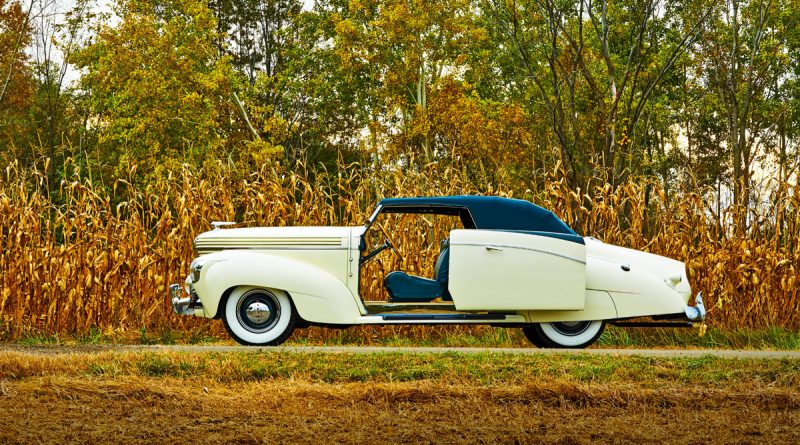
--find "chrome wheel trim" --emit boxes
[246,302,271,324]
[539,320,604,347]
[224,286,294,345]
[235,289,281,334]
[550,320,592,337]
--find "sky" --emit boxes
[24,0,99,86]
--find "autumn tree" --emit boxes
[694,0,795,226]
[327,0,484,164]
[426,77,533,184]
[246,5,367,167]
[72,0,239,177]
[0,0,35,156]
[482,0,713,189]
[211,0,299,84]
[1,0,797,223]
[205,0,364,167]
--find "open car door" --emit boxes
[448,229,586,311]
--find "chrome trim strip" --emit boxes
[453,242,586,265]
[194,237,347,254]
[196,242,345,246]
[196,246,349,255]
[366,204,383,226]
[381,313,507,321]
[197,237,344,241]
[363,302,517,316]
[356,314,528,325]
[196,241,344,246]
[211,221,237,230]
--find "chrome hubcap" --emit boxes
[246,302,272,324]
[551,321,591,336]
[236,290,281,333]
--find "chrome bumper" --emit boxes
[684,292,706,322]
[170,283,198,316]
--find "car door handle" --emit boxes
[485,245,503,252]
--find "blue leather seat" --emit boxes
[384,239,451,302]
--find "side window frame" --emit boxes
[359,205,476,263]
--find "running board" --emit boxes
[380,313,507,321]
[363,301,458,314]
[610,321,694,328]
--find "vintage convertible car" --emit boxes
[170,196,705,348]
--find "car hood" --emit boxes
[193,226,354,254]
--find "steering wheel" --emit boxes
[375,223,402,258]
[360,223,403,266]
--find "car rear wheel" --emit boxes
[523,320,605,349]
[222,286,296,346]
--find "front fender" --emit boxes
[193,251,361,324]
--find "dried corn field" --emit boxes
[0,160,798,341]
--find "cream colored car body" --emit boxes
[182,225,694,325]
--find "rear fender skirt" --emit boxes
[525,290,617,323]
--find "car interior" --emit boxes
[360,207,471,304]
[383,237,452,302]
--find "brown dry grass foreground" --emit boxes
[0,349,798,444]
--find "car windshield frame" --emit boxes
[365,203,477,232]
[365,204,383,227]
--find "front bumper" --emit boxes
[170,283,202,316]
[684,292,706,321]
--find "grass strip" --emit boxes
[14,325,800,350]
[0,349,798,387]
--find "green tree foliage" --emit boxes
[247,5,366,167]
[480,0,715,189]
[328,0,485,163]
[1,0,797,223]
[0,0,34,154]
[693,0,797,216]
[211,0,365,167]
[72,0,239,176]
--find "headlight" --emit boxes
[190,259,205,282]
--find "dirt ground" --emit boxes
[0,347,798,444]
[0,376,797,444]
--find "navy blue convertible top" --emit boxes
[378,196,577,236]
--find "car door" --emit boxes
[448,229,586,311]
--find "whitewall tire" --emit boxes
[222,286,296,346]
[523,321,605,349]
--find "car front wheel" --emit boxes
[523,321,605,349]
[222,286,296,346]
